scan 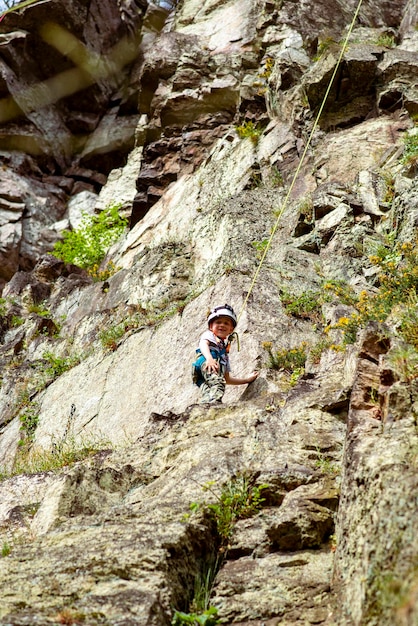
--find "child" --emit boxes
[194,304,259,403]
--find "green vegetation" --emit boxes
[18,351,83,397]
[386,344,418,383]
[98,312,160,351]
[366,568,409,622]
[297,196,314,222]
[314,447,340,476]
[380,169,396,205]
[288,367,305,388]
[27,301,51,317]
[99,322,128,351]
[54,608,86,625]
[12,352,82,445]
[401,130,418,167]
[327,236,418,351]
[321,278,358,306]
[10,315,24,327]
[268,165,284,188]
[280,288,323,321]
[41,351,81,379]
[309,338,334,364]
[2,436,111,479]
[262,341,308,372]
[375,34,396,48]
[313,37,338,61]
[177,475,267,625]
[52,204,127,278]
[251,238,269,260]
[90,260,121,282]
[172,607,220,626]
[258,56,274,81]
[235,121,263,144]
[99,291,203,351]
[261,341,315,388]
[255,56,274,97]
[1,542,11,558]
[190,563,219,615]
[192,475,268,544]
[18,399,40,444]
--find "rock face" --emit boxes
[0,0,417,624]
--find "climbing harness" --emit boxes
[192,328,240,387]
[192,345,228,387]
[192,312,240,387]
[237,0,365,324]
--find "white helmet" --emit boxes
[207,304,237,328]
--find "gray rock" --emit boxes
[0,0,417,624]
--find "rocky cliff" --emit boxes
[0,0,417,624]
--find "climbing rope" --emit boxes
[0,0,42,21]
[237,0,365,323]
[0,0,364,319]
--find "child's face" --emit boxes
[209,316,234,339]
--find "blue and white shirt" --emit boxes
[198,330,231,372]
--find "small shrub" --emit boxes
[99,323,127,351]
[401,131,418,166]
[269,166,284,187]
[380,169,396,204]
[309,338,333,364]
[313,37,338,61]
[280,288,323,321]
[375,34,396,48]
[191,474,268,544]
[9,436,111,477]
[262,341,308,371]
[251,238,269,260]
[258,56,274,80]
[327,314,361,345]
[172,606,220,626]
[288,366,305,387]
[189,563,219,614]
[52,204,127,274]
[248,169,262,188]
[298,196,314,222]
[255,56,275,97]
[328,238,418,344]
[19,400,40,443]
[235,121,263,144]
[178,476,266,626]
[314,447,340,475]
[1,542,11,557]
[321,279,358,306]
[41,351,81,379]
[27,302,51,317]
[387,344,418,383]
[89,260,121,282]
[10,315,24,327]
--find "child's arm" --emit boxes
[199,338,220,373]
[225,371,259,385]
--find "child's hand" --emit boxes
[247,371,259,383]
[203,357,219,373]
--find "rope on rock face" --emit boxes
[0,0,43,21]
[237,0,365,324]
